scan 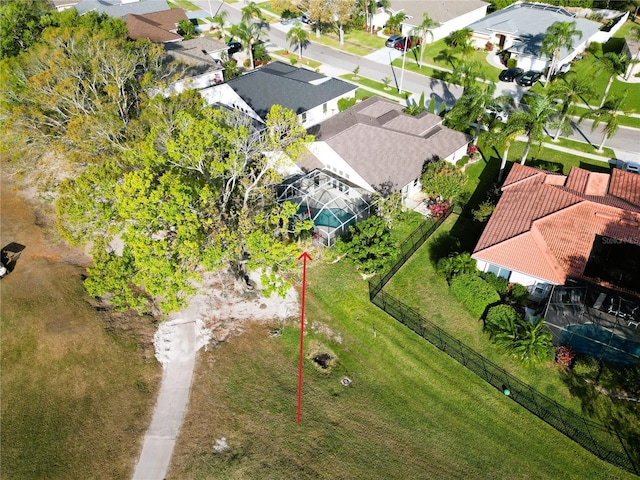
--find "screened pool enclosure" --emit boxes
[276,170,376,246]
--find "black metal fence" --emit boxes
[368,212,639,475]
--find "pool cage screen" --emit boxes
[277,170,376,246]
[544,281,640,366]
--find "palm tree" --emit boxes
[579,93,628,151]
[229,20,265,70]
[596,52,630,107]
[450,59,484,89]
[286,22,309,60]
[403,91,426,116]
[540,21,582,85]
[511,318,553,365]
[241,1,265,24]
[516,93,558,165]
[212,10,229,39]
[386,11,407,33]
[417,13,439,66]
[548,75,594,141]
[489,116,526,182]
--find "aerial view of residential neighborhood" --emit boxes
[2,0,640,477]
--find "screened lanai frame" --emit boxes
[543,280,640,366]
[276,170,376,246]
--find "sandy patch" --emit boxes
[154,269,299,367]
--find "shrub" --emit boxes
[506,58,517,69]
[338,97,357,111]
[485,304,520,337]
[334,215,398,274]
[507,283,529,306]
[437,252,477,282]
[485,41,494,52]
[421,160,467,203]
[479,271,508,297]
[555,346,575,368]
[573,355,600,379]
[450,273,500,319]
[472,201,495,222]
[290,57,298,66]
[428,201,450,218]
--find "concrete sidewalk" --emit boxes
[132,320,197,480]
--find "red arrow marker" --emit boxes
[297,251,312,424]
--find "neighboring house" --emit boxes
[472,164,640,302]
[200,62,357,129]
[373,0,488,43]
[48,0,80,11]
[468,2,604,72]
[302,96,472,201]
[158,38,229,95]
[75,0,169,17]
[125,8,189,43]
[623,35,640,80]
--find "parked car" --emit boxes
[385,34,403,48]
[498,67,524,82]
[516,70,543,87]
[280,16,300,25]
[625,162,640,174]
[0,262,6,279]
[485,105,509,123]
[394,36,421,51]
[301,13,315,24]
[227,40,242,55]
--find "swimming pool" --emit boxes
[563,323,640,366]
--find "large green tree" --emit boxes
[0,0,51,59]
[58,98,313,313]
[229,20,267,69]
[1,25,164,161]
[445,83,497,145]
[420,160,467,202]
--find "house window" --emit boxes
[487,264,511,280]
[323,103,327,113]
[301,112,307,122]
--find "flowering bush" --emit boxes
[555,345,575,368]
[428,201,450,217]
[467,144,479,160]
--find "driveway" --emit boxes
[365,46,402,64]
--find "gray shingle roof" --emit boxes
[469,2,601,59]
[75,0,169,17]
[224,62,357,120]
[310,97,471,191]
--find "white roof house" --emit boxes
[373,0,488,43]
[467,2,604,72]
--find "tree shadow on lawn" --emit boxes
[558,368,640,468]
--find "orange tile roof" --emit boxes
[473,164,640,293]
[609,168,640,206]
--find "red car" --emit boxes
[394,36,421,51]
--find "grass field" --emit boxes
[168,257,633,479]
[0,183,160,479]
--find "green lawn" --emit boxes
[339,74,409,100]
[168,256,633,479]
[0,189,160,479]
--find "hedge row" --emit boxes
[450,273,501,319]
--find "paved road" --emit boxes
[192,0,640,157]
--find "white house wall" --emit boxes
[164,70,224,96]
[445,143,468,164]
[200,84,264,124]
[300,94,350,129]
[308,142,376,193]
[426,5,489,43]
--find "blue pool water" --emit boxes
[563,324,640,366]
